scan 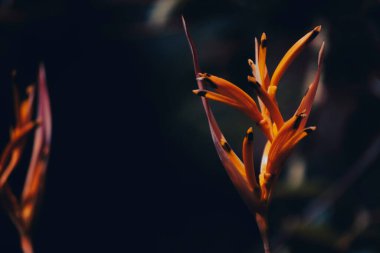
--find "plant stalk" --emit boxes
[256,212,271,253]
[21,233,34,253]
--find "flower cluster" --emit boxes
[0,65,52,253]
[183,17,324,252]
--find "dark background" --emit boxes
[0,0,379,252]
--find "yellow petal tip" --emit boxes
[193,89,207,97]
[246,127,254,141]
[221,139,232,153]
[305,126,317,133]
[260,33,267,48]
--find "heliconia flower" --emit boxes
[183,16,324,253]
[0,64,52,253]
[0,80,37,190]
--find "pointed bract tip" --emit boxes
[307,26,321,43]
[181,15,187,27]
[220,139,231,153]
[39,62,46,77]
[304,126,317,134]
[318,42,326,65]
[193,90,207,97]
[221,139,231,153]
[247,75,257,83]
[246,127,254,141]
[248,59,254,66]
[321,41,325,49]
[26,85,35,94]
[293,112,307,129]
[260,33,268,47]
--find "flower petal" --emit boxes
[248,59,257,78]
[242,127,259,193]
[0,122,39,189]
[193,89,243,108]
[19,86,35,127]
[258,33,268,87]
[248,76,284,128]
[267,126,316,182]
[220,138,247,179]
[0,185,23,232]
[253,38,268,115]
[182,16,261,212]
[267,112,306,163]
[283,126,316,151]
[270,26,321,88]
[295,42,325,130]
[197,73,262,119]
[197,73,273,141]
[21,64,52,228]
[254,38,260,82]
[260,141,271,177]
[258,112,306,200]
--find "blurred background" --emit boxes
[0,0,379,252]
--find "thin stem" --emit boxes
[21,234,34,253]
[256,212,271,253]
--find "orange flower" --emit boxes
[183,17,324,252]
[0,64,52,253]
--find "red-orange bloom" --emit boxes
[183,17,324,252]
[0,64,52,253]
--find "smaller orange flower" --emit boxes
[0,64,52,253]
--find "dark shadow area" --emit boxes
[0,0,378,252]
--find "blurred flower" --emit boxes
[0,64,52,253]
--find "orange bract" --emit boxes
[186,21,324,206]
[0,64,52,253]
